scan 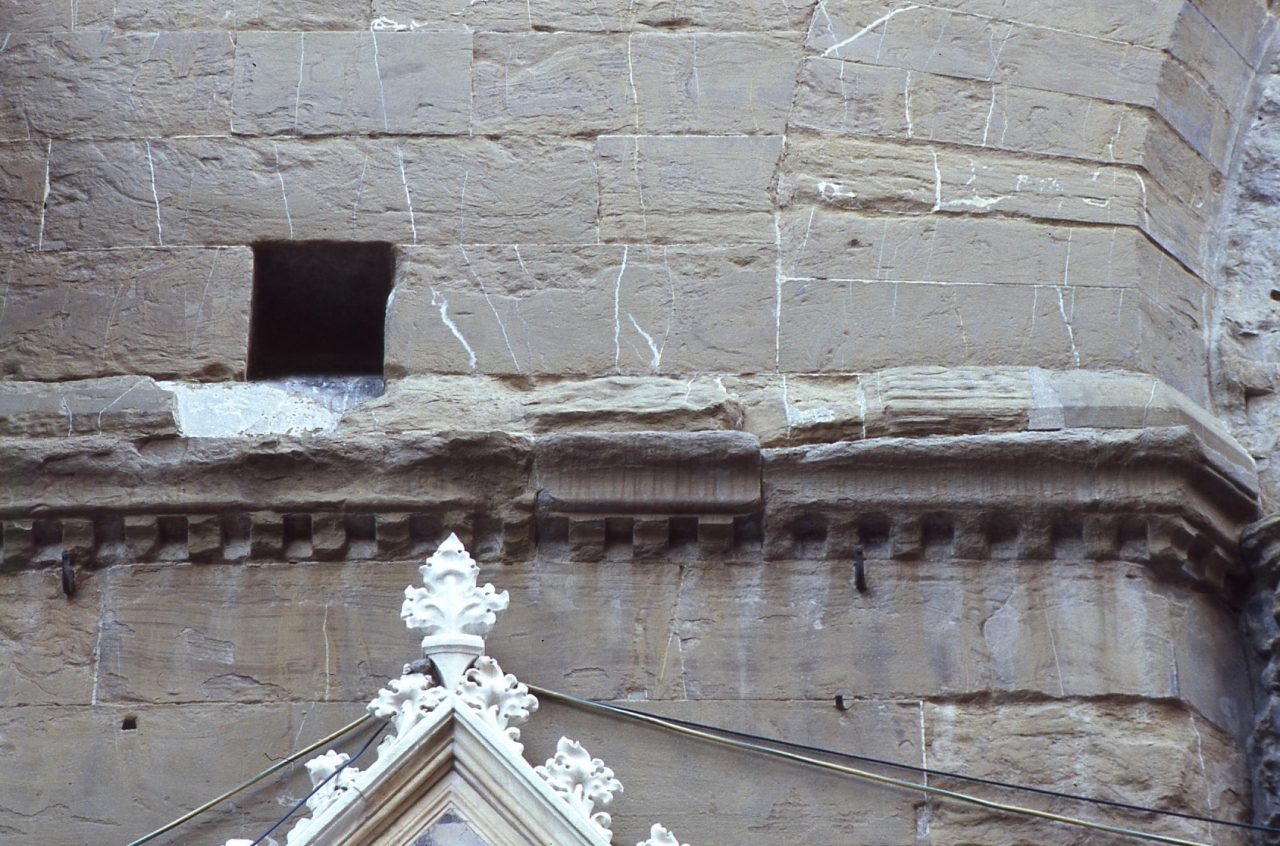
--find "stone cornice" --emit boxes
[0,425,1261,601]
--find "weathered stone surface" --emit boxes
[156,137,413,245]
[521,376,742,433]
[630,34,801,134]
[0,377,178,437]
[808,1,1164,106]
[597,135,784,243]
[922,700,1248,845]
[519,698,923,846]
[0,0,114,31]
[0,570,99,707]
[0,432,533,520]
[386,244,776,377]
[0,32,233,141]
[534,431,761,514]
[778,209,1179,290]
[494,553,1249,735]
[861,367,1033,438]
[114,0,370,30]
[0,248,250,381]
[40,136,597,248]
[429,0,812,32]
[231,30,472,136]
[338,375,525,434]
[471,33,632,135]
[778,134,1150,223]
[0,702,368,845]
[790,58,1147,163]
[777,278,1079,372]
[0,141,48,251]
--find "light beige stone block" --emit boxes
[777,134,1160,234]
[777,210,1079,286]
[231,30,472,136]
[400,137,598,244]
[0,32,233,141]
[790,58,1148,165]
[386,244,777,377]
[630,33,802,134]
[778,278,1078,372]
[150,137,415,246]
[597,134,784,244]
[808,1,1163,106]
[471,33,633,135]
[0,248,250,381]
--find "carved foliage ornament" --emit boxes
[234,535,691,846]
[533,737,624,841]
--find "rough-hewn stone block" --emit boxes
[0,248,250,381]
[630,33,801,134]
[776,134,1168,247]
[0,570,98,706]
[0,377,179,437]
[779,210,1167,290]
[921,700,1247,845]
[0,32,232,141]
[0,0,114,30]
[808,1,1163,106]
[115,0,370,30]
[791,58,1148,165]
[597,135,784,243]
[231,31,472,136]
[0,140,48,251]
[471,33,632,135]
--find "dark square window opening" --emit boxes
[248,241,394,379]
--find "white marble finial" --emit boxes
[637,824,689,846]
[401,533,509,688]
[534,737,624,841]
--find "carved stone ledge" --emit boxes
[0,427,1262,602]
[763,427,1259,598]
[0,510,532,570]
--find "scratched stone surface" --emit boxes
[1,0,1279,843]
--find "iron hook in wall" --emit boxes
[61,550,76,598]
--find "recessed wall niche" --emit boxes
[248,242,395,379]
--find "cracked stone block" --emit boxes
[311,513,348,561]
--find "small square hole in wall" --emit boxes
[248,242,395,379]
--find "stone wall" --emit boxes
[3,0,1279,844]
[2,0,1272,401]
